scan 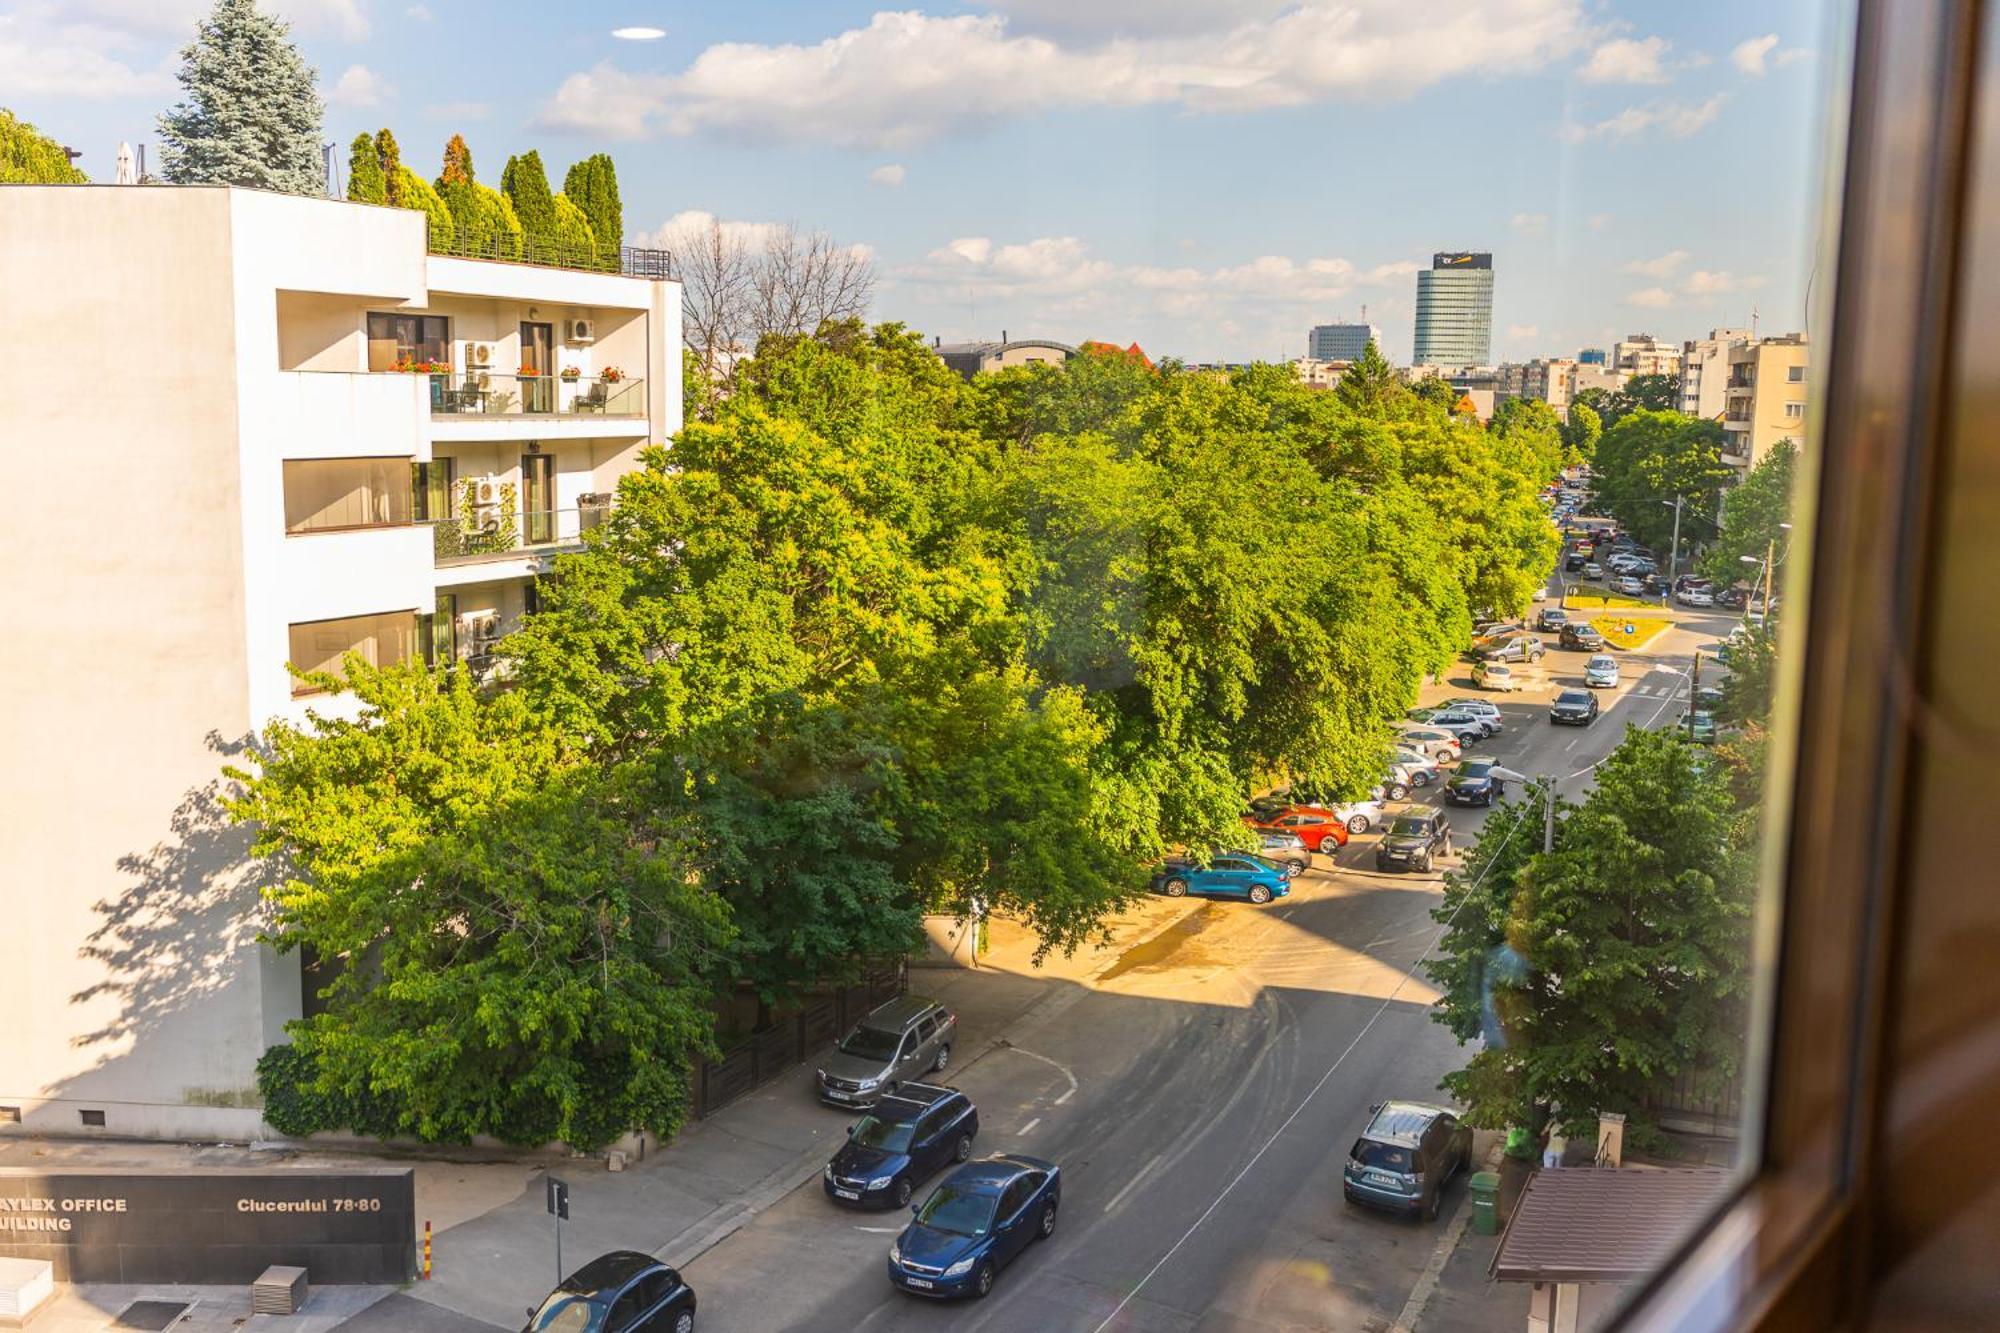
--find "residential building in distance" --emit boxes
[1578,347,1609,366]
[1573,362,1630,401]
[1412,251,1494,366]
[1292,357,1351,389]
[1722,333,1810,470]
[1679,327,1754,419]
[0,185,682,1141]
[1612,332,1684,379]
[932,334,1076,379]
[1496,357,1579,414]
[1308,321,1381,362]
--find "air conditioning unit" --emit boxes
[471,477,500,506]
[466,342,493,367]
[565,317,596,345]
[472,615,501,641]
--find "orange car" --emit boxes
[1243,806,1351,852]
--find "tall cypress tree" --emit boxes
[563,153,623,269]
[346,131,384,203]
[375,127,403,205]
[157,0,323,194]
[500,151,558,252]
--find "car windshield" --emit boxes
[838,1026,902,1060]
[527,1294,606,1333]
[1351,1140,1414,1173]
[1559,691,1590,705]
[914,1184,998,1237]
[849,1114,915,1152]
[1390,817,1431,838]
[1459,764,1493,779]
[1591,657,1615,669]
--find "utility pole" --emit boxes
[1687,652,1702,739]
[1543,777,1557,853]
[1667,493,1684,596]
[1761,536,1776,616]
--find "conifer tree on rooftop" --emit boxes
[346,131,384,203]
[375,127,403,206]
[500,150,558,250]
[156,0,324,194]
[564,153,623,269]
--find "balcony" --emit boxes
[408,370,646,419]
[429,501,613,583]
[427,232,672,279]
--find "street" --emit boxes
[668,611,1731,1333]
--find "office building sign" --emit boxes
[1432,251,1493,269]
[0,1169,415,1283]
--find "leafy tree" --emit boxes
[375,127,403,205]
[439,132,472,186]
[1561,400,1601,468]
[434,136,521,259]
[500,150,557,244]
[1701,439,1797,586]
[227,662,731,1148]
[1410,375,1458,411]
[551,195,598,255]
[1428,727,1756,1138]
[1591,409,1733,553]
[1714,631,1778,725]
[344,131,384,203]
[564,153,624,268]
[1620,372,1681,415]
[157,0,323,194]
[0,108,87,183]
[393,166,453,248]
[1334,340,1399,415]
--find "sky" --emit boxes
[2,0,1840,364]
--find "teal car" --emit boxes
[1683,710,1719,744]
[1151,854,1293,904]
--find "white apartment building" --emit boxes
[0,186,681,1140]
[1679,328,1754,419]
[1612,332,1683,379]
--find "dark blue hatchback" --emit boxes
[887,1154,1061,1300]
[824,1083,978,1209]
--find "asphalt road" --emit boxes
[676,615,1727,1331]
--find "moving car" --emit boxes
[1244,805,1349,852]
[1549,688,1600,725]
[1153,853,1293,903]
[817,996,958,1107]
[1535,606,1568,633]
[1251,828,1311,871]
[1584,654,1621,688]
[1375,811,1453,873]
[825,1083,979,1210]
[1472,661,1520,691]
[1398,726,1464,762]
[1563,551,1587,572]
[524,1252,696,1333]
[1446,759,1506,807]
[1472,634,1547,664]
[888,1155,1061,1299]
[1342,1102,1473,1222]
[1560,623,1607,651]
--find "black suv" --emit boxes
[1549,688,1600,726]
[524,1251,695,1333]
[1535,607,1568,633]
[824,1082,979,1210]
[1447,759,1506,806]
[1375,811,1452,873]
[1342,1101,1473,1220]
[1559,623,1606,651]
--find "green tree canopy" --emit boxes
[564,153,623,266]
[393,165,453,248]
[157,0,323,194]
[1561,400,1601,468]
[1592,409,1733,554]
[500,150,557,243]
[344,131,383,203]
[1701,439,1797,586]
[1334,340,1399,415]
[375,127,403,204]
[0,109,87,183]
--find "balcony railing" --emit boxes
[428,230,674,279]
[429,500,614,566]
[416,370,645,419]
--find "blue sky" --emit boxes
[4,0,1838,363]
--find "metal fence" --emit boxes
[426,229,673,280]
[691,964,907,1119]
[1643,1066,1745,1138]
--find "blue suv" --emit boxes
[887,1154,1061,1299]
[824,1083,978,1209]
[1152,854,1292,904]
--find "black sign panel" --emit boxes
[546,1176,569,1220]
[1431,251,1493,269]
[0,1168,415,1284]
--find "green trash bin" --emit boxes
[1469,1171,1502,1235]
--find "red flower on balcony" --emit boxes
[599,366,625,383]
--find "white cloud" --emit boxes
[643,209,790,255]
[868,163,907,187]
[536,2,1597,148]
[1623,249,1691,278]
[1511,211,1549,236]
[985,0,1296,39]
[1684,269,1737,295]
[1731,34,1779,75]
[1507,323,1541,340]
[0,12,172,100]
[1578,36,1670,85]
[406,4,431,19]
[1561,94,1727,142]
[1627,287,1676,308]
[330,63,391,108]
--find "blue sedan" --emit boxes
[1151,854,1293,904]
[888,1155,1061,1300]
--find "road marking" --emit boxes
[1103,1152,1167,1215]
[1018,1117,1042,1136]
[851,1225,902,1234]
[1054,1086,1075,1106]
[994,1041,1080,1106]
[1564,737,1580,751]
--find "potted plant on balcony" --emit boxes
[559,365,581,380]
[598,365,625,383]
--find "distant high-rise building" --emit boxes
[1309,322,1381,362]
[1578,348,1609,366]
[1412,252,1494,366]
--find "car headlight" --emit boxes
[824,1164,834,1180]
[889,1242,901,1265]
[943,1257,976,1277]
[868,1175,897,1190]
[856,1076,880,1089]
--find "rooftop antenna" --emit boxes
[1751,304,1760,340]
[1360,303,1368,322]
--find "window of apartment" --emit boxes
[1787,365,1806,382]
[365,312,451,371]
[282,458,414,534]
[1785,401,1805,419]
[288,611,419,697]
[413,459,456,521]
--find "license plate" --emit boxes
[1367,1170,1399,1186]
[905,1277,934,1289]
[826,1090,851,1101]
[834,1188,859,1200]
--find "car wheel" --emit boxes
[673,1309,694,1333]
[1038,1202,1058,1240]
[954,1133,973,1162]
[932,1042,951,1073]
[1386,782,1408,800]
[1412,771,1431,788]
[1346,815,1369,834]
[1248,885,1272,904]
[894,1177,912,1208]
[973,1261,996,1299]
[1164,878,1188,897]
[1418,854,1432,872]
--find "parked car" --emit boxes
[1244,805,1349,852]
[1446,759,1506,806]
[1471,618,1524,639]
[1584,654,1621,688]
[1472,661,1520,692]
[1676,586,1716,608]
[1153,853,1293,903]
[1424,709,1493,744]
[1717,585,1750,610]
[1342,1102,1473,1221]
[1472,634,1546,664]
[1392,748,1443,787]
[817,996,958,1108]
[1251,828,1311,872]
[1683,710,1719,744]
[1549,688,1600,726]
[1331,799,1385,835]
[1582,561,1603,580]
[1442,699,1505,734]
[524,1251,696,1333]
[888,1155,1061,1299]
[1374,811,1453,873]
[1535,606,1568,632]
[825,1084,979,1210]
[1398,726,1464,762]
[1377,764,1416,801]
[1560,623,1607,651]
[1610,575,1647,596]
